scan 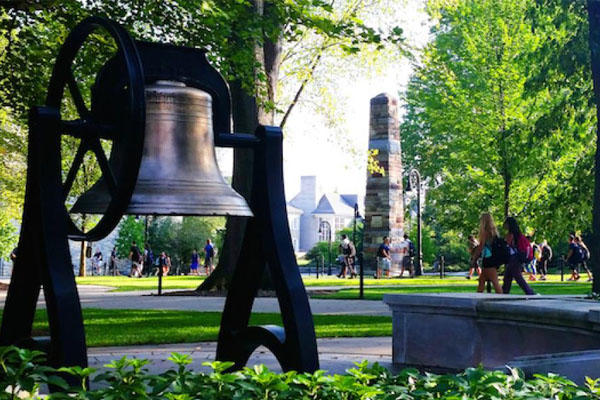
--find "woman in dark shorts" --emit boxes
[471,213,502,293]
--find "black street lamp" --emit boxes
[318,220,332,276]
[354,203,364,299]
[406,169,423,276]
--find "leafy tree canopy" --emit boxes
[401,0,594,249]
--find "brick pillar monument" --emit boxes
[363,93,404,273]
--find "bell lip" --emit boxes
[68,208,254,217]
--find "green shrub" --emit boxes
[1,346,599,399]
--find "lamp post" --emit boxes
[319,220,332,276]
[407,169,423,276]
[354,203,364,299]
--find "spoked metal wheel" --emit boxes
[45,16,145,242]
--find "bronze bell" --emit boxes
[71,80,253,217]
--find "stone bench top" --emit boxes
[383,293,600,331]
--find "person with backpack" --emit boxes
[538,240,552,281]
[129,240,143,278]
[567,234,583,281]
[575,236,593,282]
[470,213,503,293]
[338,234,357,279]
[204,239,215,275]
[399,234,415,278]
[501,217,535,295]
[376,236,392,279]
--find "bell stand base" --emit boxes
[216,125,319,373]
[0,107,88,381]
[0,112,318,381]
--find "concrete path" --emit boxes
[88,337,392,378]
[0,284,392,316]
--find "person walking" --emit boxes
[204,239,215,275]
[143,244,154,277]
[129,240,143,278]
[526,237,539,281]
[157,252,167,276]
[376,236,392,279]
[575,236,593,282]
[164,253,172,276]
[567,234,583,281]
[502,217,535,295]
[338,234,357,278]
[399,234,414,278]
[538,240,552,281]
[467,235,481,279]
[109,247,118,275]
[470,213,503,293]
[190,249,200,276]
[92,248,103,276]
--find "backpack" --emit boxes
[482,237,510,268]
[408,241,415,257]
[343,244,351,255]
[581,245,590,261]
[516,235,533,263]
[132,246,141,262]
[542,245,552,259]
[533,244,541,261]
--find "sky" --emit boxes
[217,0,431,202]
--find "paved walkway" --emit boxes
[0,285,391,316]
[88,337,392,378]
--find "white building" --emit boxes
[287,176,360,252]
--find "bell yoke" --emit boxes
[0,16,318,377]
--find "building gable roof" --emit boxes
[311,193,355,215]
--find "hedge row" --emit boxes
[1,346,599,399]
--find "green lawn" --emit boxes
[76,274,578,292]
[313,282,593,300]
[76,276,205,292]
[22,308,391,347]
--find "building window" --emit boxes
[318,217,331,242]
[336,216,346,232]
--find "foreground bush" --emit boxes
[1,346,599,399]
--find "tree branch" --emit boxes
[278,51,322,128]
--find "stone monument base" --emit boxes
[383,293,600,382]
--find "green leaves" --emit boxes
[1,346,599,399]
[402,0,594,246]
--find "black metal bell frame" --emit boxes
[0,16,318,384]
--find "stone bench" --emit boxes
[383,293,600,379]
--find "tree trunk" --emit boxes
[197,0,282,292]
[79,240,86,277]
[197,82,259,291]
[497,71,510,220]
[586,0,600,292]
[503,173,510,219]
